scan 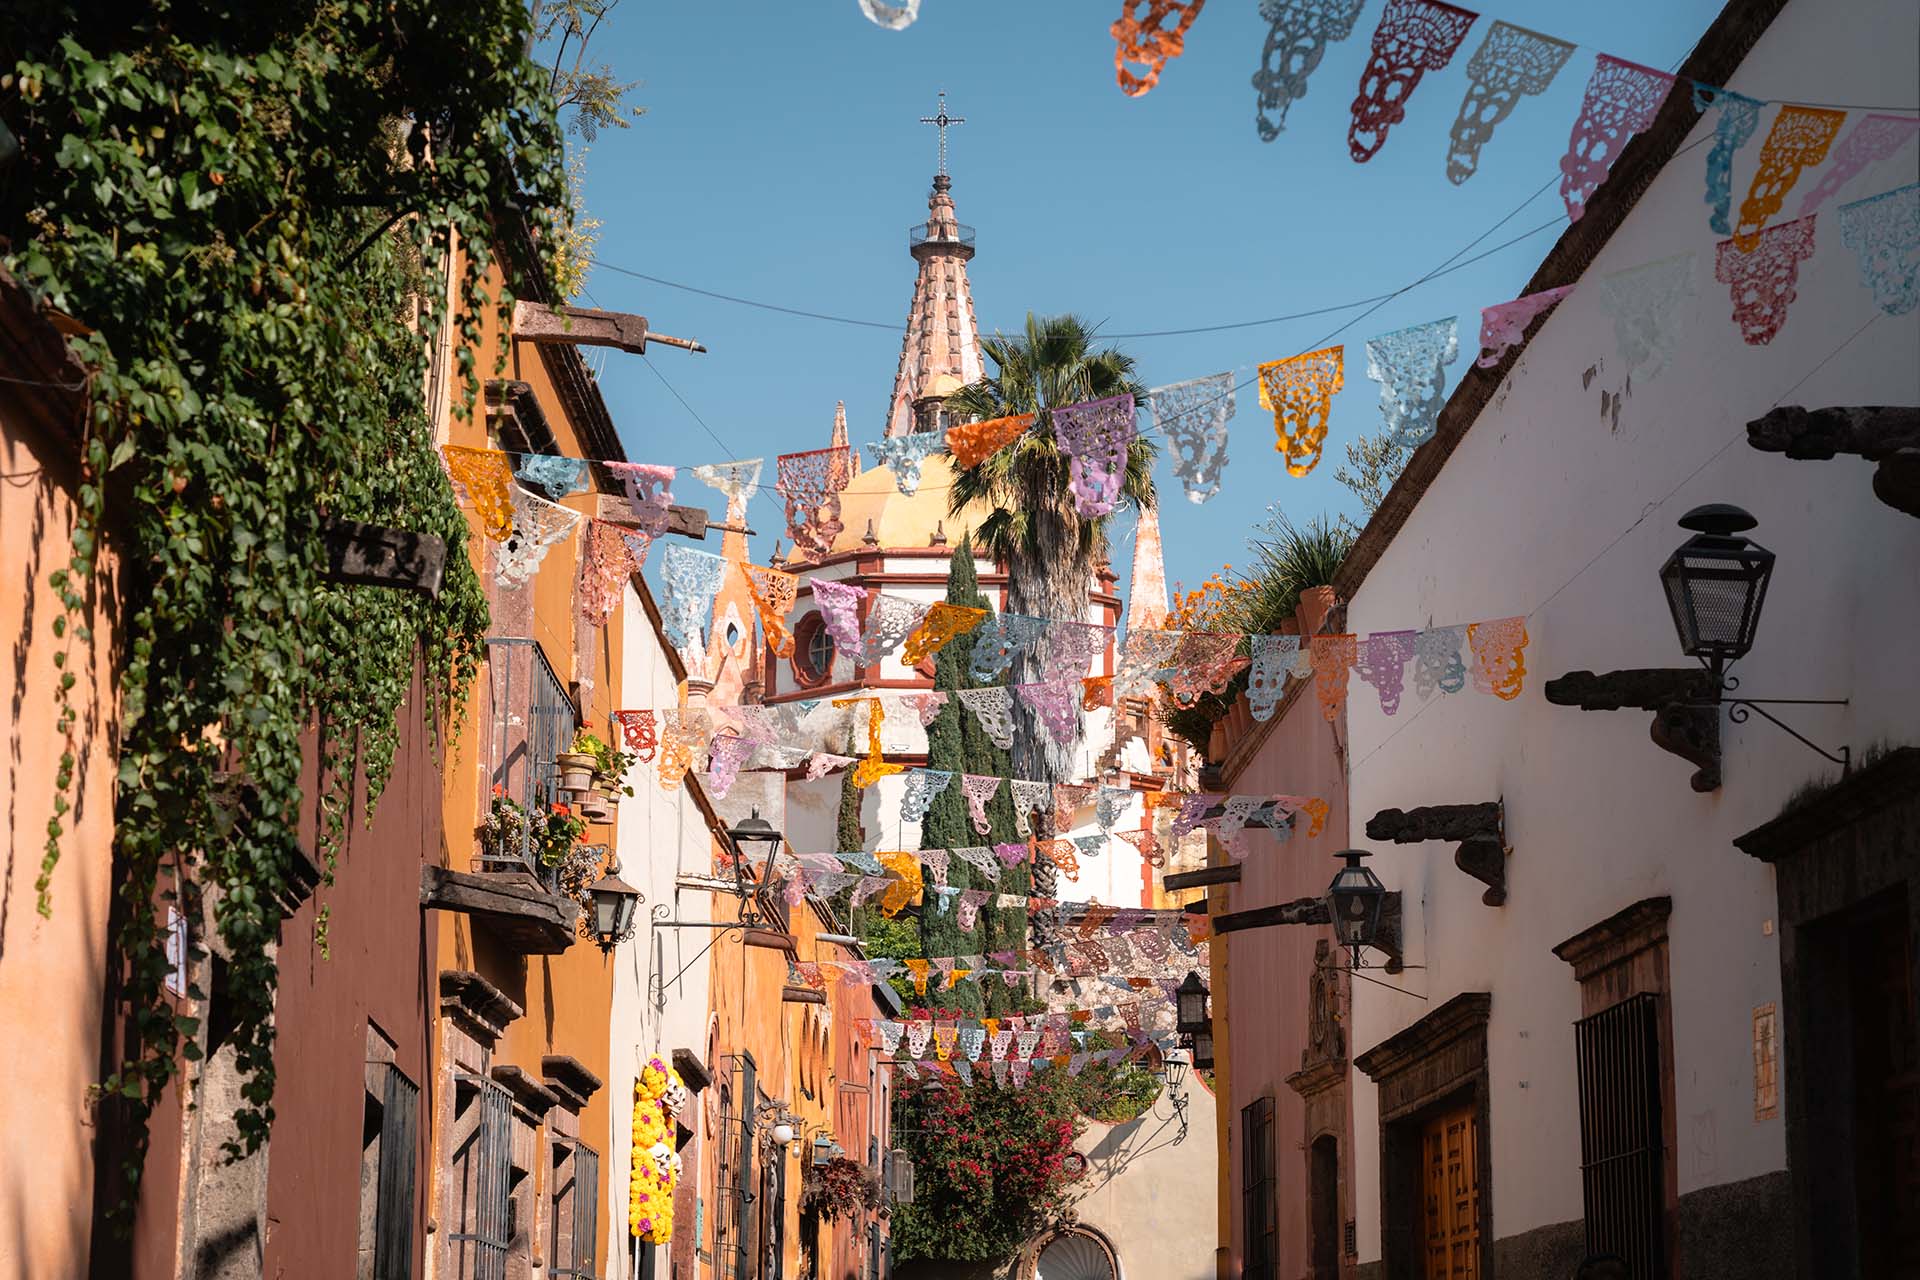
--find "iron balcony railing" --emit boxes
[481,636,575,884]
[907,223,975,252]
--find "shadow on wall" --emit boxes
[2,450,119,1280]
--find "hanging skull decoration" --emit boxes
[648,1141,675,1178]
[661,1079,691,1117]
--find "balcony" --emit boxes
[908,223,976,258]
[421,637,581,953]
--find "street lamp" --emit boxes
[1190,1027,1215,1071]
[1328,849,1386,969]
[727,807,785,888]
[1161,1045,1192,1092]
[586,868,642,952]
[1659,503,1775,676]
[1175,970,1210,1035]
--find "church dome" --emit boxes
[822,453,995,556]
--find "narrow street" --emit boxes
[2,2,1916,1278]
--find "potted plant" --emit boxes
[799,1156,886,1223]
[576,789,616,825]
[556,740,599,794]
[485,787,589,867]
[573,729,639,798]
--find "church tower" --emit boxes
[883,94,985,437]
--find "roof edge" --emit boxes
[1332,0,1790,605]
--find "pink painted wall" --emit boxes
[1217,685,1349,1280]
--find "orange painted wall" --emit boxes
[430,269,624,1262]
[0,340,120,1279]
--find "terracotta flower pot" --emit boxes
[556,751,598,793]
[1294,585,1337,641]
[578,790,616,825]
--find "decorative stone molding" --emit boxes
[1733,746,1920,863]
[673,1047,715,1094]
[491,1064,562,1120]
[1544,668,1721,791]
[541,1055,605,1115]
[1354,991,1491,1117]
[1551,896,1672,983]
[1746,404,1920,518]
[1366,802,1507,906]
[1286,941,1348,1100]
[438,969,523,1048]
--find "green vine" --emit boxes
[3,0,565,1207]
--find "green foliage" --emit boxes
[571,728,637,795]
[913,535,1028,1017]
[888,1042,1160,1265]
[889,1075,1084,1263]
[537,0,647,140]
[944,314,1157,615]
[1333,423,1414,539]
[1160,509,1356,755]
[2,0,563,1206]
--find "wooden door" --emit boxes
[1421,1104,1480,1280]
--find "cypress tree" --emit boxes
[917,535,1028,1017]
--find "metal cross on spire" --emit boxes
[919,91,965,178]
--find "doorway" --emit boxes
[1309,1134,1340,1280]
[1420,1103,1479,1280]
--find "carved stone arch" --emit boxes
[1023,1223,1122,1280]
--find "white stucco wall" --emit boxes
[1343,0,1919,1261]
[605,579,724,1272]
[1069,1077,1221,1280]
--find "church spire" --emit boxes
[884,94,985,438]
[1125,505,1169,633]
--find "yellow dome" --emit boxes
[920,372,966,400]
[810,453,996,556]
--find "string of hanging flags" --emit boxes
[443,173,1915,594]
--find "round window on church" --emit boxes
[792,612,836,688]
[1034,1229,1118,1280]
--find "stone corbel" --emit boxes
[511,301,706,355]
[1747,404,1920,518]
[1366,802,1507,907]
[1544,668,1722,792]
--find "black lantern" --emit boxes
[587,869,641,951]
[1175,970,1210,1035]
[1659,504,1775,672]
[1190,1027,1215,1071]
[1328,849,1385,964]
[727,807,785,894]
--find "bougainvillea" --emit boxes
[888,1038,1162,1264]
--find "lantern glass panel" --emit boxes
[1191,1029,1214,1069]
[1658,525,1774,664]
[591,889,618,938]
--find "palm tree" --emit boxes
[944,314,1157,901]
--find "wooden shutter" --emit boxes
[1421,1102,1479,1280]
[373,1064,420,1280]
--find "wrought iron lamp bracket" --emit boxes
[1682,671,1851,771]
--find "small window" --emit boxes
[725,621,742,649]
[792,613,836,688]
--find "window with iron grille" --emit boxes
[550,1138,602,1280]
[366,1063,420,1280]
[1242,1096,1277,1280]
[449,1073,514,1280]
[483,636,575,879]
[1575,993,1666,1279]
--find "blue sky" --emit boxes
[572,0,1725,597]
